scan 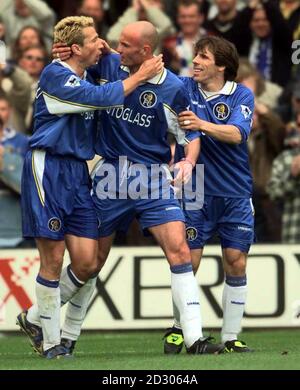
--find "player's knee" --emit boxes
[72,257,99,281]
[226,255,246,275]
[167,242,191,264]
[40,252,63,277]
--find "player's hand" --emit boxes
[100,38,113,55]
[137,54,164,82]
[291,155,300,177]
[52,43,72,61]
[178,111,201,131]
[172,160,193,186]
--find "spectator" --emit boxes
[278,0,300,39]
[268,112,300,243]
[77,0,109,39]
[0,0,55,53]
[0,60,33,133]
[162,0,207,76]
[248,0,292,87]
[204,0,253,56]
[11,26,47,61]
[107,0,175,53]
[0,94,29,248]
[249,104,285,242]
[164,0,210,23]
[236,58,282,110]
[17,45,48,133]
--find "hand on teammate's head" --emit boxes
[138,54,164,81]
[52,43,72,61]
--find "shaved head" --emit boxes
[122,21,158,52]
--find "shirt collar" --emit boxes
[53,59,87,80]
[198,81,237,100]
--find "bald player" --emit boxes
[54,21,224,356]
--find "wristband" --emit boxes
[181,157,195,168]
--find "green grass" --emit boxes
[0,330,299,370]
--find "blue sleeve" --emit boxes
[87,64,100,81]
[172,84,191,114]
[227,88,254,142]
[164,84,192,146]
[177,77,201,142]
[88,53,121,83]
[40,64,124,115]
[186,130,201,142]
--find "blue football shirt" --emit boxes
[29,60,124,160]
[89,54,192,166]
[180,77,254,198]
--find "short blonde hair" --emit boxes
[53,16,94,46]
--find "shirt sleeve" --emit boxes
[227,88,255,142]
[40,64,124,115]
[87,53,120,84]
[164,85,192,146]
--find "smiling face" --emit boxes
[250,8,271,39]
[192,47,223,84]
[177,4,204,37]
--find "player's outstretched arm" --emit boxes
[52,44,163,97]
[122,55,164,96]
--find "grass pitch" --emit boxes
[0,330,299,370]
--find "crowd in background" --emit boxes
[1,0,300,248]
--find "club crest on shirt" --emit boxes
[213,102,230,120]
[241,105,252,119]
[139,90,157,108]
[48,218,62,232]
[64,75,81,87]
[186,227,198,241]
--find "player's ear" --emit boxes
[70,43,81,56]
[143,45,152,56]
[218,65,226,73]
